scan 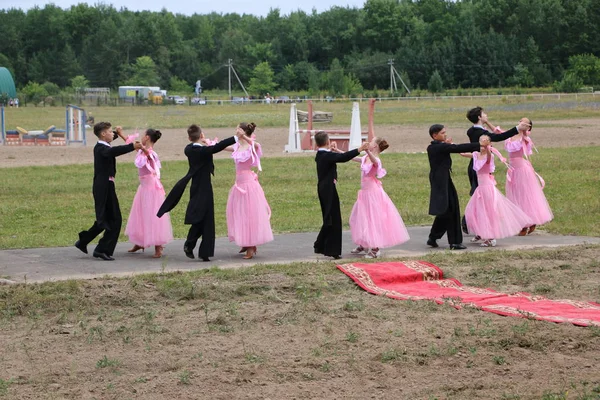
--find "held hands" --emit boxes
[329,141,343,153]
[115,126,127,141]
[199,132,209,145]
[444,137,453,144]
[358,142,370,152]
[517,120,531,132]
[133,141,143,151]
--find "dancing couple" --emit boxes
[314,132,410,260]
[157,122,273,261]
[75,123,172,260]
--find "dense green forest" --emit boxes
[1,0,600,97]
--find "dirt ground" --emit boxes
[1,118,599,167]
[1,246,599,399]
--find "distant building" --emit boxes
[118,86,163,100]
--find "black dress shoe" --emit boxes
[332,255,342,260]
[201,257,210,262]
[426,238,439,248]
[184,246,195,259]
[93,251,115,261]
[449,244,467,250]
[75,240,88,254]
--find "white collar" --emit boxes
[98,140,110,147]
[192,142,204,147]
[317,148,330,152]
[473,124,484,129]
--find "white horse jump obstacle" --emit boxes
[66,104,87,145]
[285,98,376,152]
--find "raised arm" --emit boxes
[99,143,136,158]
[437,142,480,154]
[207,136,237,154]
[331,148,360,163]
[365,149,378,165]
[489,126,518,142]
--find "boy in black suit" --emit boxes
[313,132,369,259]
[462,107,524,234]
[427,124,480,250]
[75,122,142,260]
[465,106,519,195]
[157,124,241,261]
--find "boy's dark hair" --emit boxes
[239,122,257,136]
[146,128,162,143]
[528,119,533,131]
[94,121,112,138]
[187,124,202,141]
[314,131,329,147]
[429,124,444,138]
[466,106,483,124]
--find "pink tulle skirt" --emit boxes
[465,173,533,240]
[349,177,410,248]
[226,171,274,247]
[506,157,553,226]
[125,175,174,247]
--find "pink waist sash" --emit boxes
[139,174,163,190]
[234,170,258,193]
[361,176,382,190]
[477,173,497,187]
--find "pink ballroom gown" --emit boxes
[226,141,274,247]
[125,149,174,247]
[349,155,410,249]
[464,152,532,240]
[505,137,553,226]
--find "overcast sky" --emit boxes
[2,0,366,16]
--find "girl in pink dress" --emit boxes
[505,118,553,235]
[125,129,173,258]
[226,122,273,259]
[464,135,532,247]
[348,137,410,258]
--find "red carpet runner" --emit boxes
[337,261,600,327]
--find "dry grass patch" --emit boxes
[1,245,600,398]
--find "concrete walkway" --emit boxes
[1,226,599,283]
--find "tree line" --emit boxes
[1,0,600,99]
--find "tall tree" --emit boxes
[247,62,277,96]
[124,56,161,86]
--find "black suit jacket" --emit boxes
[158,137,236,224]
[428,140,479,216]
[315,149,360,219]
[466,126,518,194]
[92,142,135,225]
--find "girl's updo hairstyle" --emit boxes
[146,128,162,143]
[375,137,389,153]
[239,122,257,136]
[479,134,491,145]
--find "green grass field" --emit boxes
[3,94,600,130]
[0,147,598,250]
